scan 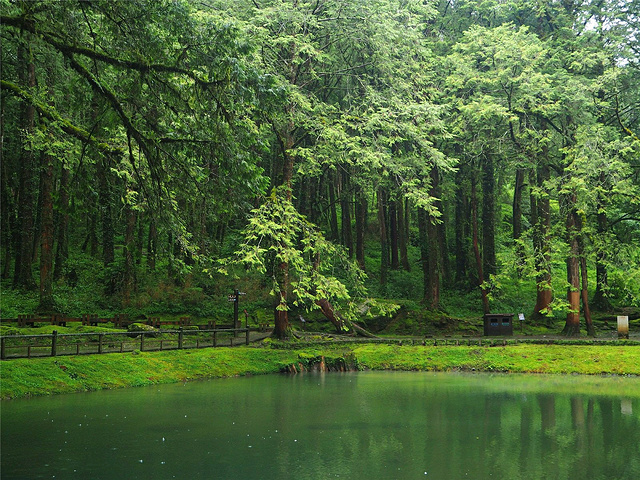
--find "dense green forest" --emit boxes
[1,0,639,338]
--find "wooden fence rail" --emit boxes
[0,327,252,360]
[3,314,197,328]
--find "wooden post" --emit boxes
[213,331,217,347]
[618,316,629,339]
[178,327,184,349]
[76,343,80,355]
[140,334,145,351]
[98,333,103,354]
[233,289,239,334]
[51,330,58,357]
[1,337,6,359]
[246,328,250,345]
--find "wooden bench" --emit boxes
[146,316,191,328]
[202,320,236,330]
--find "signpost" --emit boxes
[228,289,246,335]
[617,316,629,339]
[518,313,525,332]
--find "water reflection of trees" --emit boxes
[272,375,640,479]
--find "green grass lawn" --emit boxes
[2,342,639,400]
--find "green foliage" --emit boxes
[221,188,382,324]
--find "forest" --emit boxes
[1,0,639,339]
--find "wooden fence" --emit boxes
[0,327,254,360]
[3,314,195,328]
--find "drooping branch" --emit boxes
[1,79,123,156]
[1,15,223,89]
[62,53,165,196]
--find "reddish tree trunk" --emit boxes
[531,165,552,321]
[563,193,581,336]
[576,212,594,336]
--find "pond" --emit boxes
[2,371,639,479]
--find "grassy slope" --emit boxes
[2,343,640,400]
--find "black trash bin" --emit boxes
[483,313,514,336]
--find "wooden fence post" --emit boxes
[1,337,6,360]
[98,333,103,354]
[51,330,58,357]
[178,327,184,349]
[140,333,145,352]
[246,328,250,345]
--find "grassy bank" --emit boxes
[2,343,640,400]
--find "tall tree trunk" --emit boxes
[472,177,490,314]
[435,171,449,286]
[513,167,526,276]
[482,152,496,277]
[37,148,56,313]
[123,198,137,301]
[398,197,410,271]
[98,154,116,294]
[328,171,339,241]
[389,195,399,270]
[147,218,157,271]
[355,185,367,270]
[576,212,594,336]
[593,190,612,310]
[426,209,440,310]
[454,166,469,287]
[562,193,581,336]
[13,44,37,290]
[426,167,441,308]
[136,210,144,265]
[377,186,389,293]
[81,203,99,257]
[54,164,70,281]
[531,164,553,322]
[340,169,353,257]
[272,111,295,339]
[1,131,15,279]
[418,207,429,303]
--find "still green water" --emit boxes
[2,372,639,479]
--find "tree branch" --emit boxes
[1,15,223,88]
[1,79,123,156]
